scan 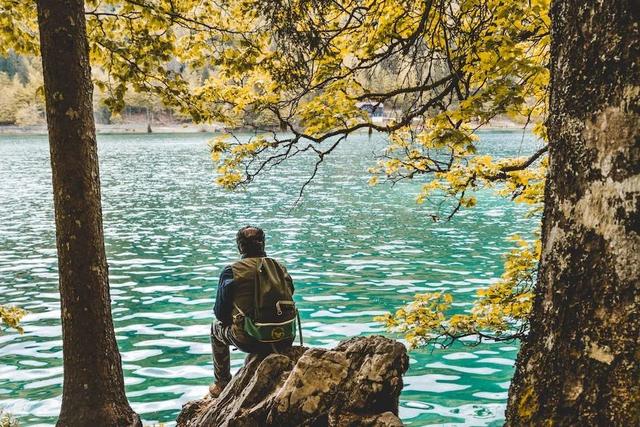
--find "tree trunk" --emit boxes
[36,1,141,426]
[146,106,152,133]
[506,0,639,425]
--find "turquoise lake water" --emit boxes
[0,131,542,426]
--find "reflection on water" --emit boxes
[0,131,541,426]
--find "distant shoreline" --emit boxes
[0,120,532,137]
[0,123,225,136]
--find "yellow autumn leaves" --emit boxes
[0,305,25,334]
[376,236,540,348]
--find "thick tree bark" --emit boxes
[506,0,639,425]
[36,1,141,426]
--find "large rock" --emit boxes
[176,335,409,427]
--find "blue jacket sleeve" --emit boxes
[214,265,234,325]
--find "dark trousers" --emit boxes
[210,321,237,385]
[210,320,294,385]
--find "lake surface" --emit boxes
[0,131,541,426]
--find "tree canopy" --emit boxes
[1,0,550,345]
[201,0,551,347]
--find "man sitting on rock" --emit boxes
[210,225,298,397]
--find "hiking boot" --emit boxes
[209,382,227,398]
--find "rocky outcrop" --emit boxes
[176,335,409,427]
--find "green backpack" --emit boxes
[234,258,302,345]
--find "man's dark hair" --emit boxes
[236,226,266,256]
